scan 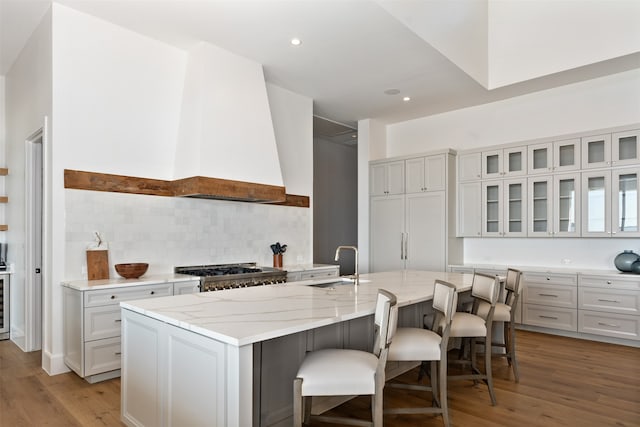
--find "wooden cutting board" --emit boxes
[87,249,109,280]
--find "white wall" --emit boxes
[385,69,640,271]
[0,76,5,232]
[5,8,52,354]
[357,118,387,273]
[488,0,640,88]
[53,5,186,180]
[387,69,640,155]
[4,4,312,375]
[266,83,313,196]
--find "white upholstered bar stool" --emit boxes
[293,289,398,427]
[447,272,500,405]
[385,280,458,427]
[476,267,522,382]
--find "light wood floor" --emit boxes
[1,330,639,426]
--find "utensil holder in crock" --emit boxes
[273,253,283,268]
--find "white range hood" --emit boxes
[172,42,286,202]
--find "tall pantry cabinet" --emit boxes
[370,151,462,272]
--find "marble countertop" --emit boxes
[448,263,639,277]
[61,273,199,291]
[120,270,473,347]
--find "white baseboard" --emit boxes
[10,326,26,351]
[42,349,70,375]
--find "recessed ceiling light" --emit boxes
[290,38,302,46]
[403,96,411,102]
[384,89,400,95]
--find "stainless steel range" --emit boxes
[175,263,287,292]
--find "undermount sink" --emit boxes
[309,277,370,288]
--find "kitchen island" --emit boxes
[119,270,474,427]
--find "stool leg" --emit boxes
[293,378,303,427]
[509,322,520,383]
[440,354,450,427]
[430,360,439,406]
[373,376,384,427]
[484,329,497,405]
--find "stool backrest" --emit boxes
[471,272,500,306]
[432,280,457,325]
[505,268,522,295]
[373,289,398,357]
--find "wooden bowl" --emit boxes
[115,263,149,279]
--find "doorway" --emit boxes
[25,129,43,351]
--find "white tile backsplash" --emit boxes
[65,190,311,279]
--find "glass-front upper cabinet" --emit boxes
[582,134,612,169]
[482,181,503,236]
[482,146,527,179]
[581,170,611,237]
[612,130,640,167]
[612,167,640,237]
[553,139,581,172]
[553,173,581,237]
[528,143,552,175]
[528,176,553,237]
[504,179,527,237]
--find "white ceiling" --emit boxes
[1,0,639,128]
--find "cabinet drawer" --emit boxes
[300,269,339,280]
[579,275,640,291]
[84,306,121,341]
[579,310,640,341]
[523,272,577,287]
[522,304,577,331]
[84,337,121,376]
[578,288,640,315]
[84,283,173,307]
[523,283,577,308]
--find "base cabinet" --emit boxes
[578,274,640,341]
[521,272,578,332]
[121,309,227,427]
[63,279,200,383]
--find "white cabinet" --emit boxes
[370,195,405,272]
[582,130,640,169]
[405,192,447,271]
[63,279,199,383]
[173,280,201,294]
[528,173,581,237]
[578,274,640,341]
[370,151,458,273]
[370,192,447,272]
[457,181,482,237]
[406,154,446,193]
[582,167,639,237]
[482,146,527,179]
[522,272,578,332]
[612,167,640,237]
[528,139,580,175]
[458,152,481,182]
[481,179,527,237]
[612,129,640,167]
[582,169,612,237]
[121,309,228,427]
[370,161,404,196]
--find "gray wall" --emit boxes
[313,137,358,274]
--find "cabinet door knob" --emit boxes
[546,277,550,281]
[606,280,612,284]
[110,295,116,299]
[150,291,155,295]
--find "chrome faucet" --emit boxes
[334,245,359,285]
